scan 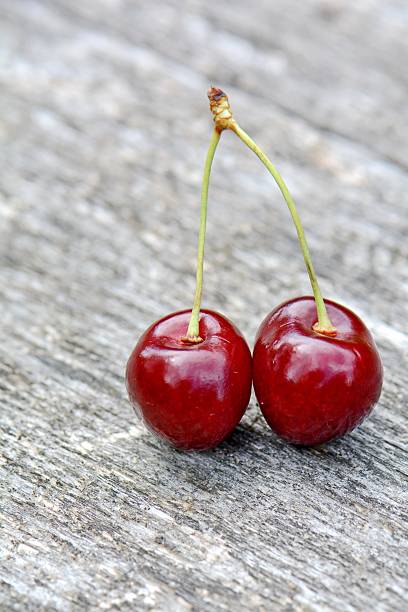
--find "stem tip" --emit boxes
[207,87,227,102]
[207,87,234,131]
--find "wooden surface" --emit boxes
[1,1,407,610]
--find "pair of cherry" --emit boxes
[126,89,383,451]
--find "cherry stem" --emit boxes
[182,127,221,343]
[207,87,336,336]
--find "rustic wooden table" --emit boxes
[1,1,407,610]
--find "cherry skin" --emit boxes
[126,309,252,451]
[253,296,383,446]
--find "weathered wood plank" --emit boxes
[33,0,408,168]
[0,1,407,610]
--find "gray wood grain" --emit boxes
[0,1,407,610]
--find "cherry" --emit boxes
[125,102,252,450]
[126,309,252,450]
[207,88,383,446]
[253,297,383,445]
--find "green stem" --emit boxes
[182,128,221,343]
[231,123,336,335]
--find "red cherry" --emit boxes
[253,297,383,446]
[126,309,252,451]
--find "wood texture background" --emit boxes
[1,1,407,610]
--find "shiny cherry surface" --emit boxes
[126,309,252,450]
[253,296,383,446]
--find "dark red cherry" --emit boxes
[253,296,383,446]
[126,309,252,451]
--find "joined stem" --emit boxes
[182,127,221,343]
[207,87,336,336]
